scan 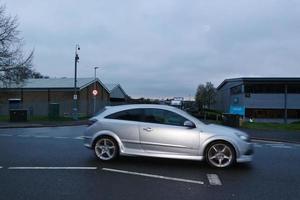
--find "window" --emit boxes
[244,84,285,93]
[230,85,242,95]
[287,109,300,118]
[143,108,187,126]
[164,110,188,126]
[245,108,284,118]
[287,85,300,93]
[105,109,143,122]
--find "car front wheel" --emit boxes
[94,137,119,161]
[206,141,235,168]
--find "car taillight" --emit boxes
[88,119,97,126]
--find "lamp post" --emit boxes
[73,44,80,120]
[93,67,99,114]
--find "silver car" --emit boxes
[83,104,253,168]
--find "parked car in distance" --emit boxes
[83,104,253,168]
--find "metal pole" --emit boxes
[284,84,287,124]
[93,67,99,115]
[73,44,80,120]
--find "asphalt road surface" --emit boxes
[0,126,299,200]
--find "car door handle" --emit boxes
[143,127,152,132]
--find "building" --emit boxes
[105,83,129,105]
[215,77,300,123]
[0,78,110,117]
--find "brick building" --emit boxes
[0,78,110,117]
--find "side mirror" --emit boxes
[184,120,196,128]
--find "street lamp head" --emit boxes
[75,44,80,51]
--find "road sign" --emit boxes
[229,105,245,116]
[92,90,98,96]
[73,94,77,100]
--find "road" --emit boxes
[0,126,299,200]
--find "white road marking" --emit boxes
[33,135,51,138]
[102,168,204,185]
[8,167,97,170]
[0,134,13,137]
[265,143,285,146]
[207,174,222,185]
[0,166,3,169]
[269,145,292,149]
[254,143,263,148]
[17,135,32,137]
[74,136,84,140]
[252,139,283,144]
[53,136,69,139]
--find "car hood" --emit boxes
[201,123,248,137]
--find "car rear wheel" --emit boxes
[206,141,235,168]
[94,137,119,161]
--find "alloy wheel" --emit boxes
[94,137,118,161]
[207,143,235,168]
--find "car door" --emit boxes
[104,108,143,151]
[139,108,200,156]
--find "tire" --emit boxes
[94,136,119,161]
[205,141,236,168]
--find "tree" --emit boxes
[0,5,35,87]
[195,82,216,110]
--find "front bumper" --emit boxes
[236,143,254,163]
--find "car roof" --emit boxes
[104,104,180,112]
[97,104,203,125]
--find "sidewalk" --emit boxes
[0,120,88,129]
[240,128,300,144]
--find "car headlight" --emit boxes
[235,132,250,142]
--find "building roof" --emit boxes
[105,83,119,92]
[104,83,128,96]
[0,77,109,92]
[217,77,300,90]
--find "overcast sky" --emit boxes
[5,0,300,98]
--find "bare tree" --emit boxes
[0,5,34,87]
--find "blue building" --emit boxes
[216,77,300,123]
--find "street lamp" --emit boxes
[93,67,99,114]
[73,44,80,120]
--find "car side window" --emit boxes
[143,108,187,126]
[164,110,187,126]
[105,109,143,122]
[143,109,165,124]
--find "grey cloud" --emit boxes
[5,0,300,98]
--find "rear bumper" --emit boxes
[83,136,93,149]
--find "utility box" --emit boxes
[48,103,60,119]
[9,109,28,122]
[222,113,242,128]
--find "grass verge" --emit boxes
[242,121,300,132]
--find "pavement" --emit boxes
[240,128,300,144]
[0,126,300,200]
[0,120,300,143]
[0,120,88,129]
